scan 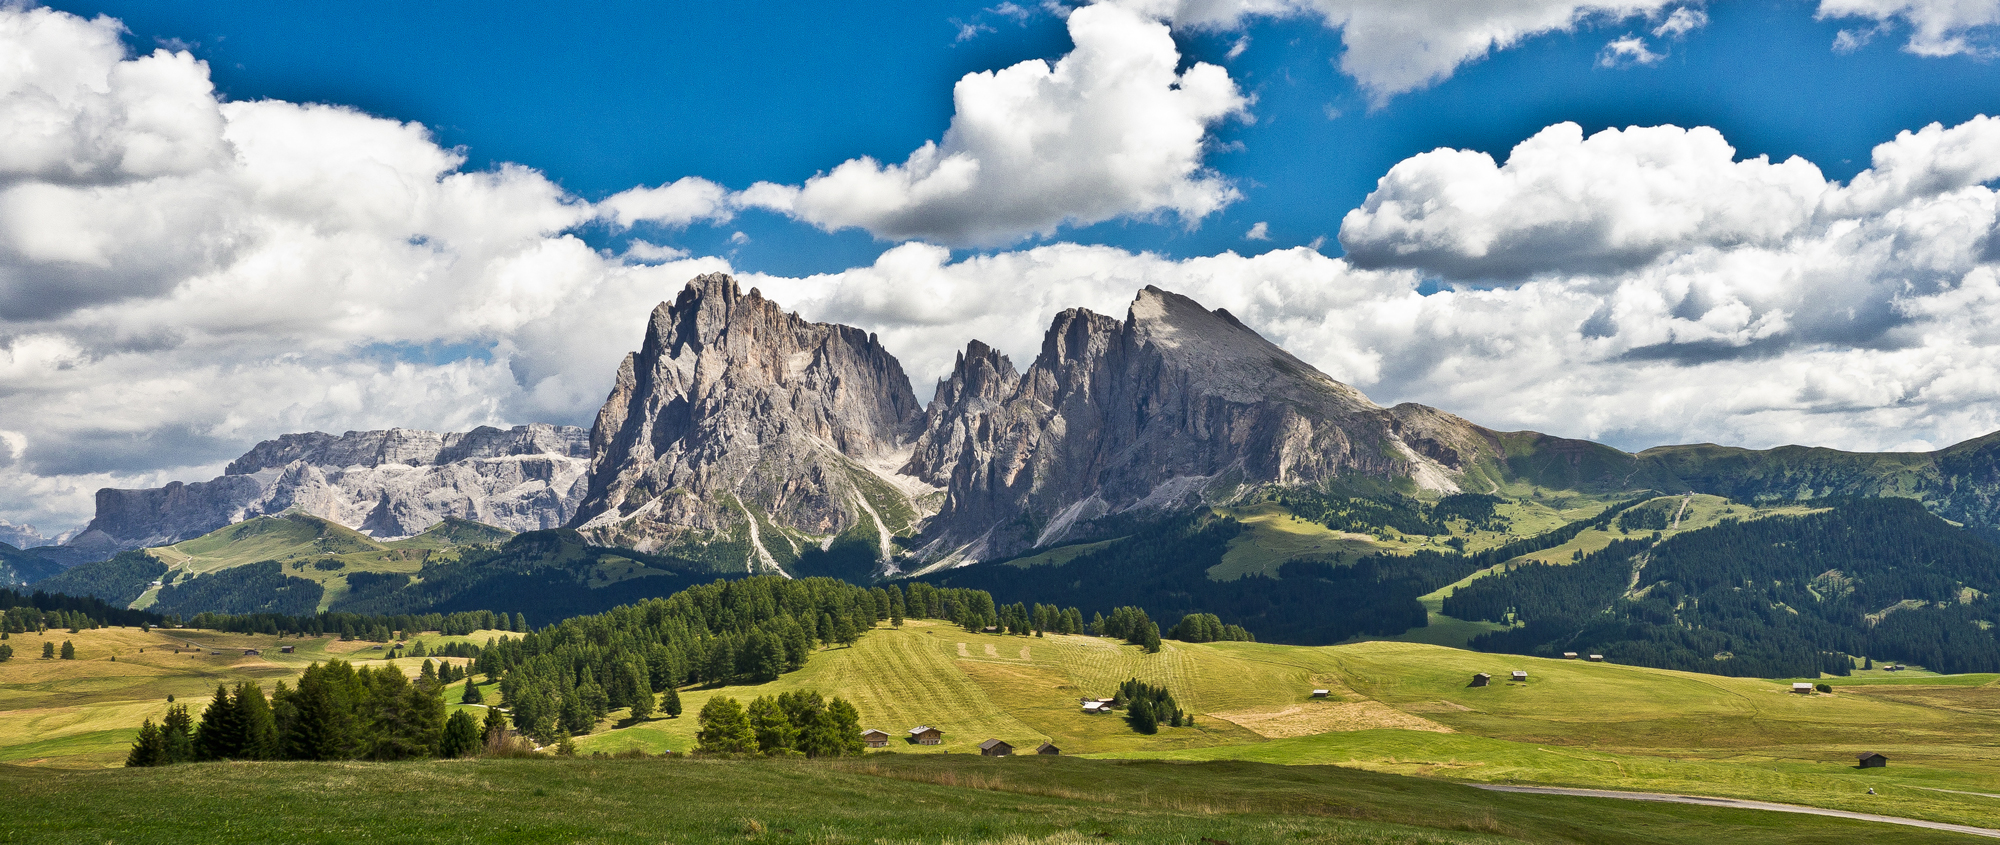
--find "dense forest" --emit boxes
[1445,498,2000,675]
[931,497,1652,646]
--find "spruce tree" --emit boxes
[440,710,481,758]
[235,682,280,760]
[1129,698,1158,734]
[663,684,683,718]
[461,678,484,705]
[694,696,755,754]
[160,704,196,764]
[481,707,510,747]
[126,719,169,767]
[194,684,243,760]
[42,640,54,659]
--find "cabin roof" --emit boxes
[908,726,938,735]
[978,738,1009,750]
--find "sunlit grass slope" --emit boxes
[10,754,1986,845]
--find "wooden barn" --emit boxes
[1587,654,1604,662]
[1511,670,1528,682]
[1470,673,1491,687]
[861,729,890,748]
[979,739,1013,757]
[1562,652,1578,659]
[1792,682,1815,694]
[279,645,295,654]
[1858,752,1887,768]
[1036,741,1060,755]
[1310,689,1331,698]
[908,726,943,745]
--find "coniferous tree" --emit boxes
[626,661,656,720]
[42,640,54,659]
[744,631,784,682]
[747,695,797,754]
[0,643,12,662]
[194,683,244,760]
[663,683,683,718]
[160,703,196,764]
[126,719,169,767]
[481,707,510,746]
[694,696,755,754]
[461,677,484,705]
[440,710,481,758]
[235,682,280,760]
[1129,698,1157,734]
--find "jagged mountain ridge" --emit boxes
[64,424,591,557]
[570,274,934,572]
[905,286,1478,564]
[37,273,2000,587]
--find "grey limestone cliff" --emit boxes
[67,424,590,555]
[907,286,1476,566]
[569,274,935,572]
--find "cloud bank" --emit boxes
[4,6,2000,535]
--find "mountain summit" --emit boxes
[906,285,1479,564]
[569,274,934,572]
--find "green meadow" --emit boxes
[6,618,1999,838]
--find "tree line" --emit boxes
[128,660,487,766]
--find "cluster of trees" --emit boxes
[1094,606,1163,652]
[995,602,1087,636]
[40,640,75,659]
[484,577,1000,744]
[128,660,486,765]
[693,690,865,757]
[1273,490,1512,538]
[185,609,530,640]
[1447,498,2000,676]
[1,588,159,631]
[1166,613,1253,643]
[1114,679,1187,734]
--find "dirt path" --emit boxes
[1472,785,2000,838]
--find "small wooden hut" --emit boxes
[1470,673,1491,687]
[1036,741,1060,755]
[1510,670,1528,682]
[1857,752,1887,768]
[908,726,943,745]
[861,729,890,748]
[979,738,1013,757]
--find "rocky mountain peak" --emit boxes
[909,285,1472,566]
[571,273,934,571]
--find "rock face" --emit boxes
[66,424,590,555]
[907,286,1476,564]
[0,520,52,549]
[569,274,933,570]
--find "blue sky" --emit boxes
[2,0,2000,533]
[47,0,2000,273]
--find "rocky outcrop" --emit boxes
[569,274,934,571]
[0,520,52,550]
[909,286,1477,565]
[66,424,590,555]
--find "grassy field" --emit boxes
[10,619,1999,835]
[136,513,510,610]
[3,754,1990,845]
[0,625,499,767]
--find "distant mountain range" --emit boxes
[17,273,2000,671]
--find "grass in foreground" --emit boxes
[1,754,1986,845]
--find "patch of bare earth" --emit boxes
[1211,701,1455,738]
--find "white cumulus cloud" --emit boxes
[1109,0,1685,102]
[740,3,1248,246]
[1818,0,2000,56]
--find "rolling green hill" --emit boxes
[10,618,1998,834]
[33,514,719,623]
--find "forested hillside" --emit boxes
[1444,498,2000,675]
